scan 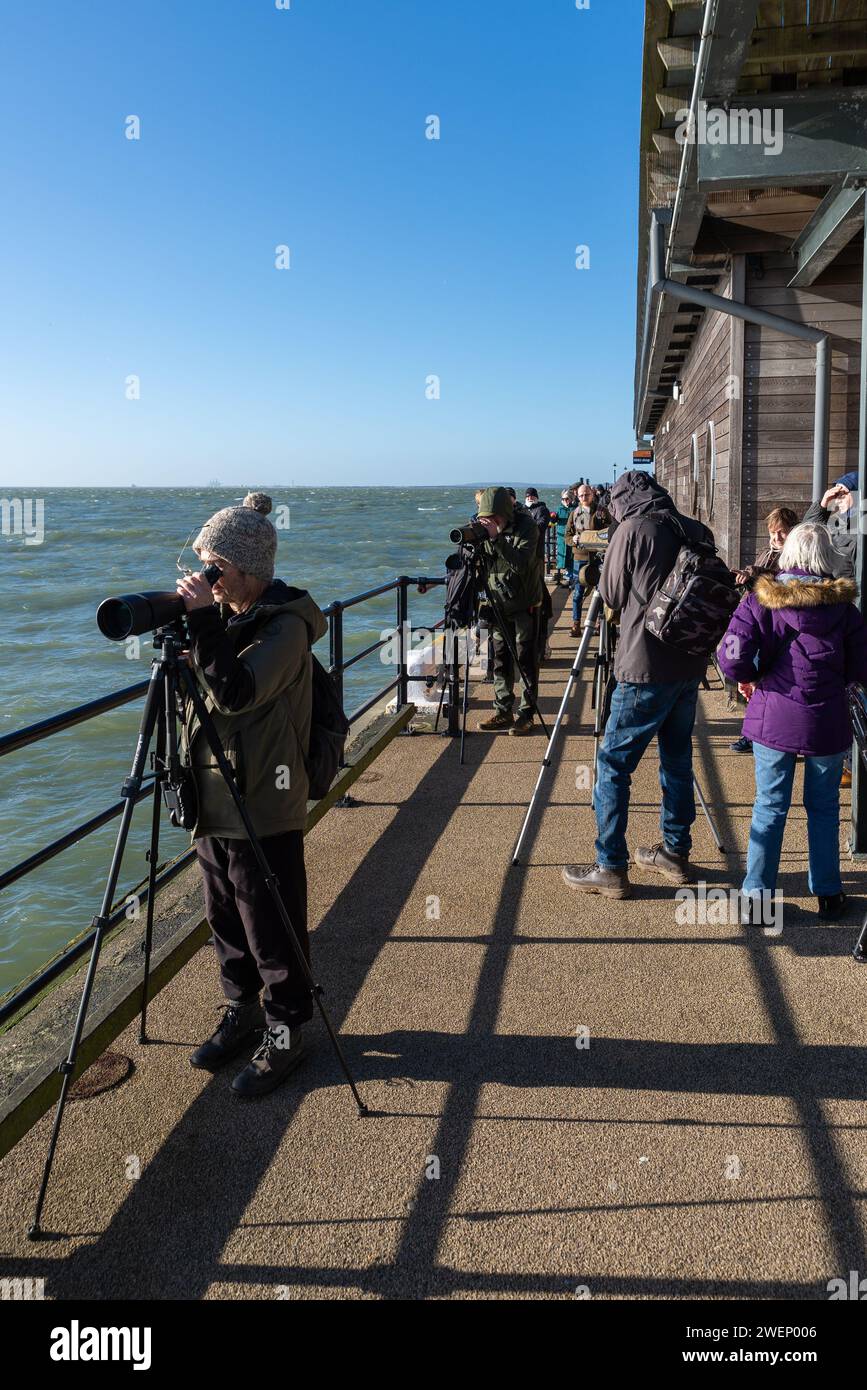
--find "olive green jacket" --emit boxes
[182,583,328,840]
[481,508,544,618]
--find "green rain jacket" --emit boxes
[181,581,328,839]
[477,487,543,619]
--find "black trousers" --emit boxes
[196,830,312,1027]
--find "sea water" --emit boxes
[0,483,564,994]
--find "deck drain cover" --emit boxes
[69,1051,134,1100]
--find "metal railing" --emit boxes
[0,575,446,1025]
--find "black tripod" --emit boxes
[591,608,618,782]
[28,623,368,1240]
[434,623,475,763]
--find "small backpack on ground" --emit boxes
[643,513,740,657]
[306,654,350,799]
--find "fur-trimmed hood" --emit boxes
[753,571,857,610]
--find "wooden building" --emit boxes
[635,0,867,571]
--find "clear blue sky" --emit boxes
[0,0,644,487]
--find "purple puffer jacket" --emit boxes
[717,569,867,756]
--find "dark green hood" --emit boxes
[225,579,327,646]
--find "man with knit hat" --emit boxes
[175,492,328,1098]
[474,485,544,735]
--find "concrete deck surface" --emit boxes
[1,591,866,1300]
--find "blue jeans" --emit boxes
[744,743,844,897]
[593,679,701,869]
[572,577,585,623]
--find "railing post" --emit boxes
[396,578,409,709]
[330,601,344,708]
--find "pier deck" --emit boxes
[2,592,866,1300]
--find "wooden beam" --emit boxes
[662,20,867,76]
[742,20,867,70]
[788,182,866,287]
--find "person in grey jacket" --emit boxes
[562,470,717,900]
[803,471,859,579]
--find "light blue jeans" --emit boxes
[743,742,844,897]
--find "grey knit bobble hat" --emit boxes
[193,491,277,583]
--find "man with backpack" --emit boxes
[175,492,329,1096]
[562,470,736,899]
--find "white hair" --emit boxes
[777,521,837,577]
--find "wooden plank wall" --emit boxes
[653,268,734,562]
[741,243,863,562]
[652,243,864,569]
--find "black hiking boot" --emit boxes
[190,998,264,1072]
[231,1026,307,1099]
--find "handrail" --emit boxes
[0,573,447,1015]
[0,681,150,759]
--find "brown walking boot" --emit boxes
[633,842,692,885]
[509,714,535,736]
[562,863,632,899]
[479,710,514,731]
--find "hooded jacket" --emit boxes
[716,569,867,756]
[477,487,543,618]
[598,470,716,684]
[182,580,328,838]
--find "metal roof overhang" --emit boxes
[633,0,867,439]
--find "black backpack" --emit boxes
[643,514,740,657]
[443,551,479,628]
[305,654,350,799]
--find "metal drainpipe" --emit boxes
[668,0,719,274]
[649,214,831,500]
[852,194,867,856]
[632,0,717,431]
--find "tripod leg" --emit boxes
[139,706,167,1044]
[28,663,164,1238]
[178,664,369,1116]
[853,911,867,963]
[694,772,726,855]
[433,640,449,734]
[459,631,471,766]
[512,591,603,865]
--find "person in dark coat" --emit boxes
[803,470,859,579]
[562,470,717,900]
[524,488,551,560]
[717,521,867,921]
[525,488,554,660]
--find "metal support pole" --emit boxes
[851,195,867,856]
[396,577,409,710]
[814,335,833,504]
